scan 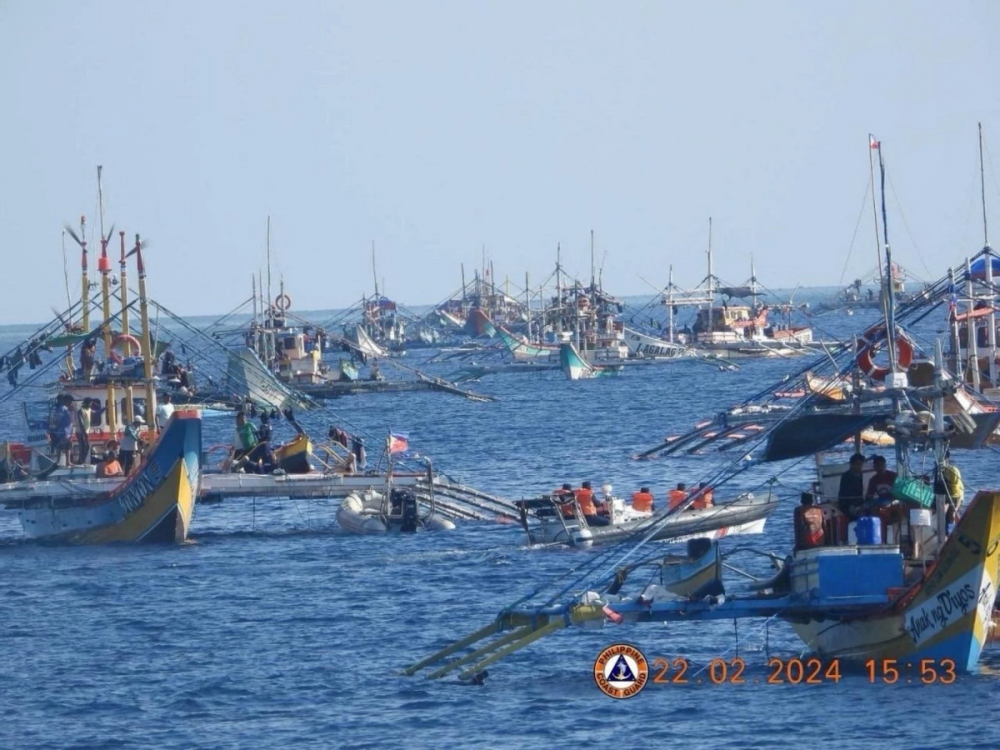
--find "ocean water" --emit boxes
[2,304,1000,750]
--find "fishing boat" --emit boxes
[621,327,690,360]
[514,488,777,548]
[404,137,1000,682]
[559,342,622,380]
[497,326,556,362]
[1,410,202,543]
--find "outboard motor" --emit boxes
[393,488,420,533]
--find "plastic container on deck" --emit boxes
[855,516,882,545]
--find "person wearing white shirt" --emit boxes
[155,393,175,430]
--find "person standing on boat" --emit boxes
[936,450,964,527]
[80,338,96,380]
[120,417,144,474]
[75,397,92,465]
[575,481,609,526]
[155,392,174,430]
[352,435,366,470]
[838,453,867,518]
[55,394,75,467]
[631,487,655,513]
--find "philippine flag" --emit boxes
[388,432,409,454]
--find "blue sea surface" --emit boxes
[1,303,999,749]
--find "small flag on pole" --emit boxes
[388,432,409,454]
[869,135,880,150]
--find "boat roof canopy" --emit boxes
[763,413,884,462]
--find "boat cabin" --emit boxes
[276,332,327,385]
[789,453,943,599]
[693,305,768,343]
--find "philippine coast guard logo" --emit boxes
[593,643,648,699]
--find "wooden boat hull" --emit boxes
[657,541,723,597]
[559,342,620,380]
[10,411,202,544]
[465,308,496,338]
[787,490,1000,671]
[274,434,312,474]
[497,327,555,361]
[623,328,689,359]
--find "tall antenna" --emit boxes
[980,122,990,249]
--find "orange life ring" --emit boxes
[274,293,292,312]
[856,326,914,380]
[109,333,143,363]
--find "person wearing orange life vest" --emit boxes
[794,492,825,550]
[554,482,576,518]
[668,482,688,510]
[631,487,655,513]
[691,482,714,510]
[576,481,610,526]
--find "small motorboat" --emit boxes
[337,487,456,534]
[515,489,778,548]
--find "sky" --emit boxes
[1,0,999,323]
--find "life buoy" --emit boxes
[856,325,914,380]
[109,333,143,363]
[274,293,292,312]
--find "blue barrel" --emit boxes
[855,516,882,545]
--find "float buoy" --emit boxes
[109,333,143,363]
[856,325,914,380]
[274,293,292,312]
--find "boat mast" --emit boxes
[266,216,272,326]
[119,231,134,424]
[96,167,118,438]
[966,256,980,391]
[873,139,907,475]
[667,265,675,343]
[79,215,89,331]
[590,229,595,293]
[134,234,158,440]
[979,123,997,387]
[556,244,563,335]
[372,240,379,298]
[525,271,532,340]
[706,217,714,335]
[251,274,257,328]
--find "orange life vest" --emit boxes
[554,490,576,518]
[794,505,825,548]
[691,488,714,510]
[575,488,597,516]
[668,489,688,510]
[631,491,654,512]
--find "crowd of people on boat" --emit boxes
[551,479,715,526]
